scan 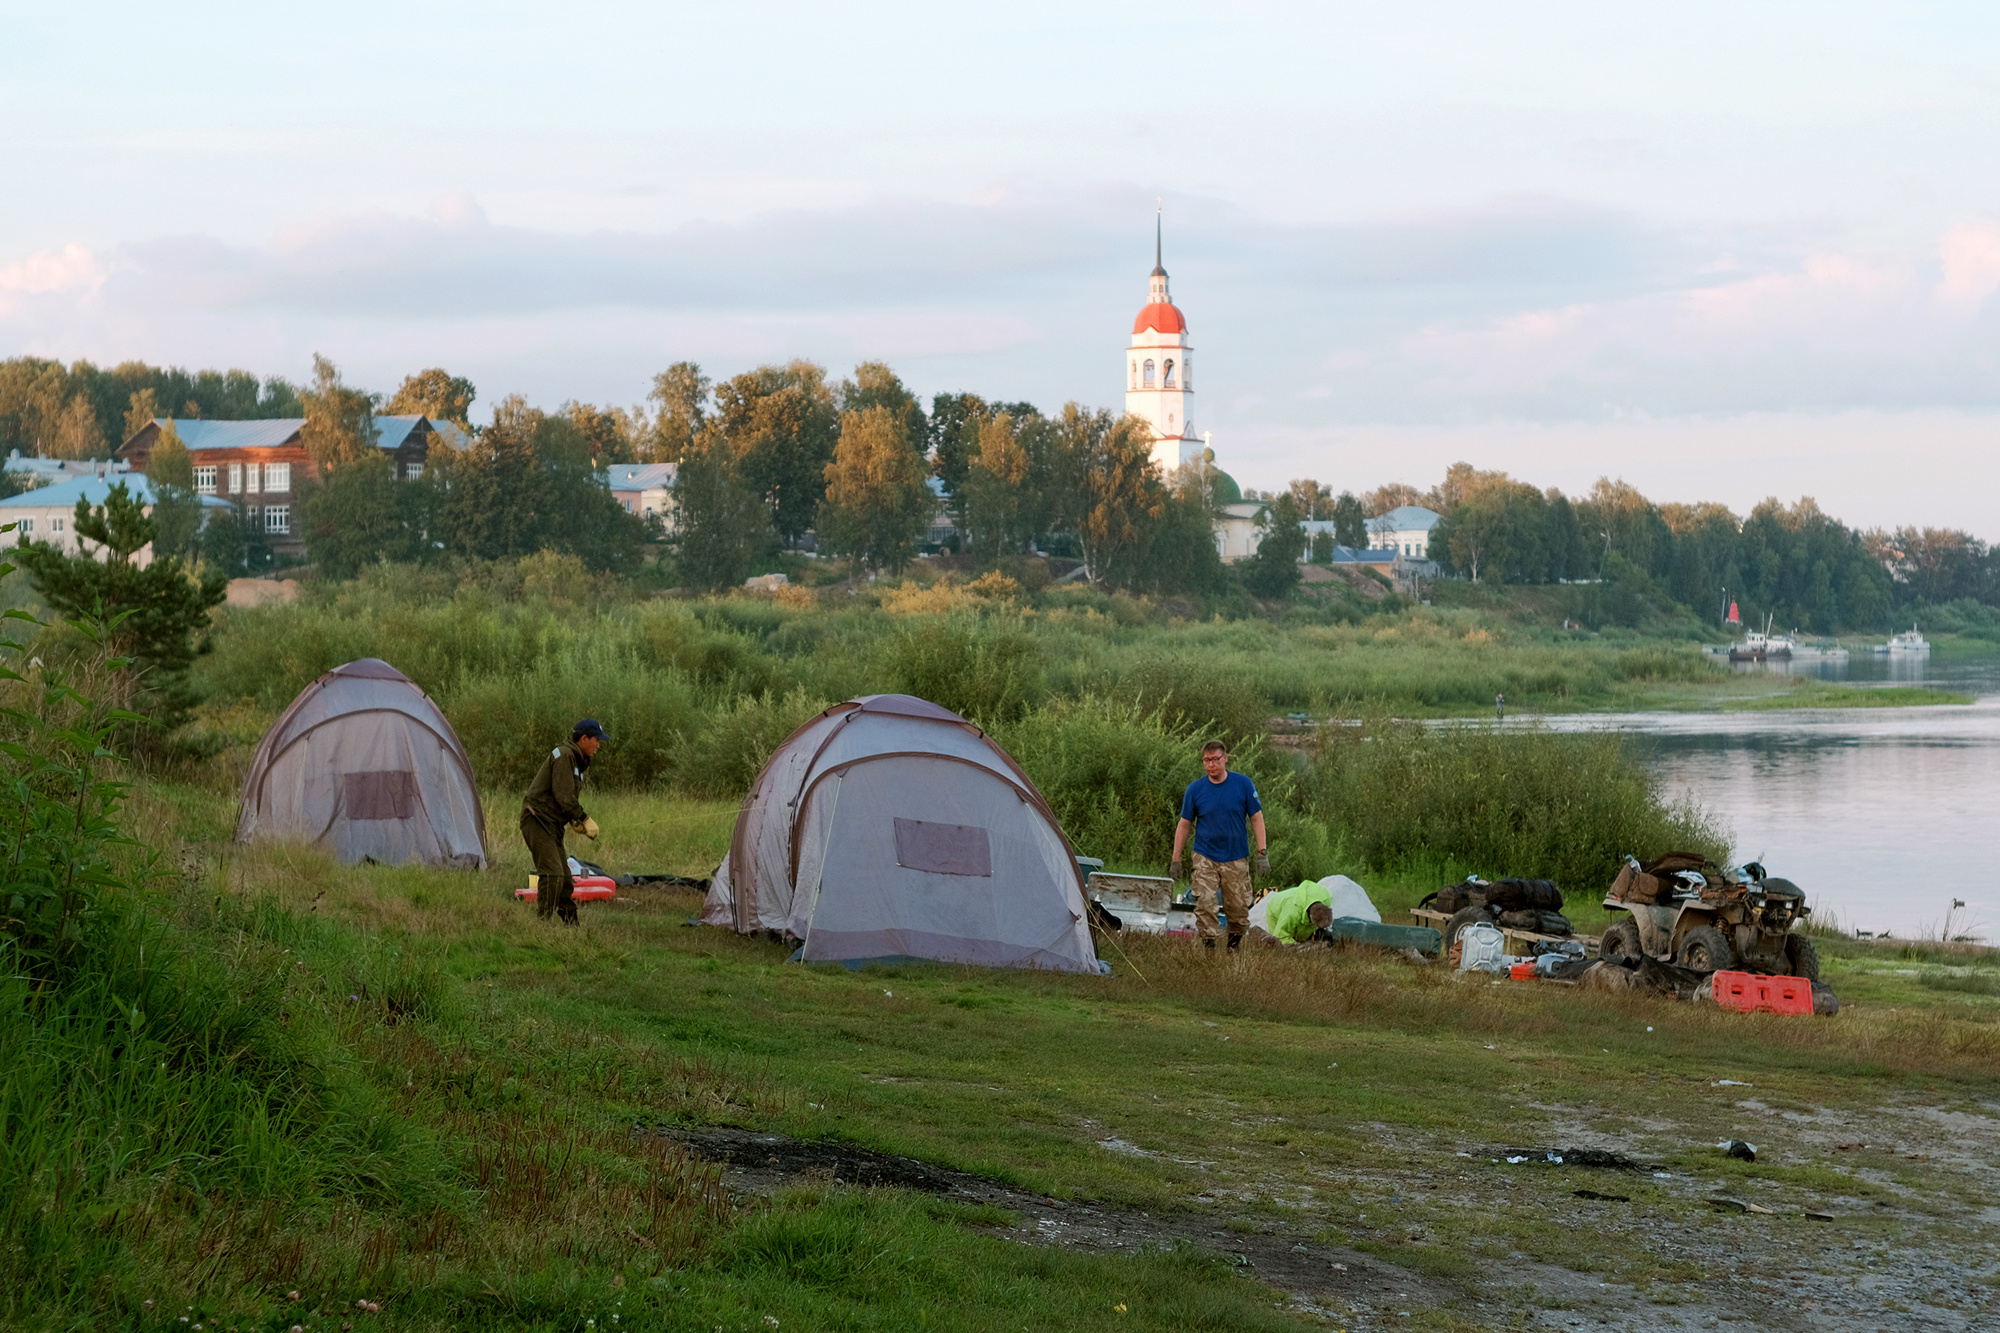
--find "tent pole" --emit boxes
[797,775,843,959]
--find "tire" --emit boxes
[1676,925,1734,973]
[1784,933,1821,982]
[1444,905,1496,949]
[1599,918,1643,961]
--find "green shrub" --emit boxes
[1309,719,1728,893]
[886,616,1046,725]
[996,697,1198,868]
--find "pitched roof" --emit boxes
[139,415,449,455]
[152,418,306,452]
[605,463,677,490]
[0,474,232,510]
[1375,505,1441,531]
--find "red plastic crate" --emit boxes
[515,874,618,903]
[1509,960,1538,981]
[1712,969,1813,1016]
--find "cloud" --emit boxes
[3,193,2000,435]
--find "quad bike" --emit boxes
[1599,852,1819,981]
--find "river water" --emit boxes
[1535,651,2000,941]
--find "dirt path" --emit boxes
[659,1110,2000,1332]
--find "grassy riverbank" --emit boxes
[12,783,1996,1330]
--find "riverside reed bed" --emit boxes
[14,781,1998,1331]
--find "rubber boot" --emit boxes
[1203,938,1216,950]
[1227,933,1243,950]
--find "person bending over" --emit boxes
[520,718,606,925]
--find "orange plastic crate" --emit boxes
[1712,969,1813,1016]
[1509,960,1538,981]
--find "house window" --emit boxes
[227,463,243,494]
[245,463,260,494]
[264,462,290,493]
[264,506,289,534]
[403,460,424,481]
[16,518,32,534]
[246,506,259,531]
[1164,359,1176,387]
[194,466,217,494]
[49,517,64,533]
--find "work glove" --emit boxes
[573,816,600,840]
[1254,851,1271,876]
[1168,858,1185,882]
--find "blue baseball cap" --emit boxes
[573,718,609,741]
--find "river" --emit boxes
[1536,649,2000,941]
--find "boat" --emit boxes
[1873,626,1930,656]
[1788,639,1850,662]
[1728,629,1794,662]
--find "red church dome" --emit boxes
[1132,302,1188,335]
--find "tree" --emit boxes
[840,361,928,442]
[1063,410,1165,588]
[298,460,428,579]
[1240,492,1305,599]
[962,412,1032,556]
[122,387,159,445]
[384,368,477,426]
[426,395,645,572]
[647,362,711,463]
[927,392,987,532]
[1143,466,1228,597]
[564,402,638,464]
[818,406,932,572]
[1286,478,1333,521]
[298,354,380,472]
[144,421,203,559]
[47,393,106,459]
[13,481,226,726]
[1361,481,1429,516]
[713,361,839,548]
[669,426,771,591]
[1331,490,1366,548]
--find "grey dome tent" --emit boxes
[700,694,1100,973]
[235,658,487,868]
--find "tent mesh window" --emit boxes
[893,818,992,877]
[342,770,419,820]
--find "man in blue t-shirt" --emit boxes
[1168,740,1269,949]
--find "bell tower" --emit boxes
[1125,210,1196,474]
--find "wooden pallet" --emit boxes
[1410,907,1600,956]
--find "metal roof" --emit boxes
[153,418,306,452]
[148,415,441,454]
[1375,505,1441,531]
[605,463,677,489]
[0,474,233,510]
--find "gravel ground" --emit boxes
[659,1096,2000,1332]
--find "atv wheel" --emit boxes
[1676,925,1735,973]
[1784,933,1821,982]
[1599,918,1643,961]
[1444,906,1495,949]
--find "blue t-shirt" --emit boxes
[1179,771,1262,863]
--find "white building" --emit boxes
[605,462,676,527]
[1368,505,1441,560]
[1125,213,1201,475]
[0,474,232,568]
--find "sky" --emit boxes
[4,1,1999,534]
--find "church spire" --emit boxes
[1148,205,1171,304]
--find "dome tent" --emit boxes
[700,694,1100,974]
[235,658,487,868]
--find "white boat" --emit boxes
[1873,626,1930,656]
[1789,640,1850,661]
[1728,630,1794,662]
